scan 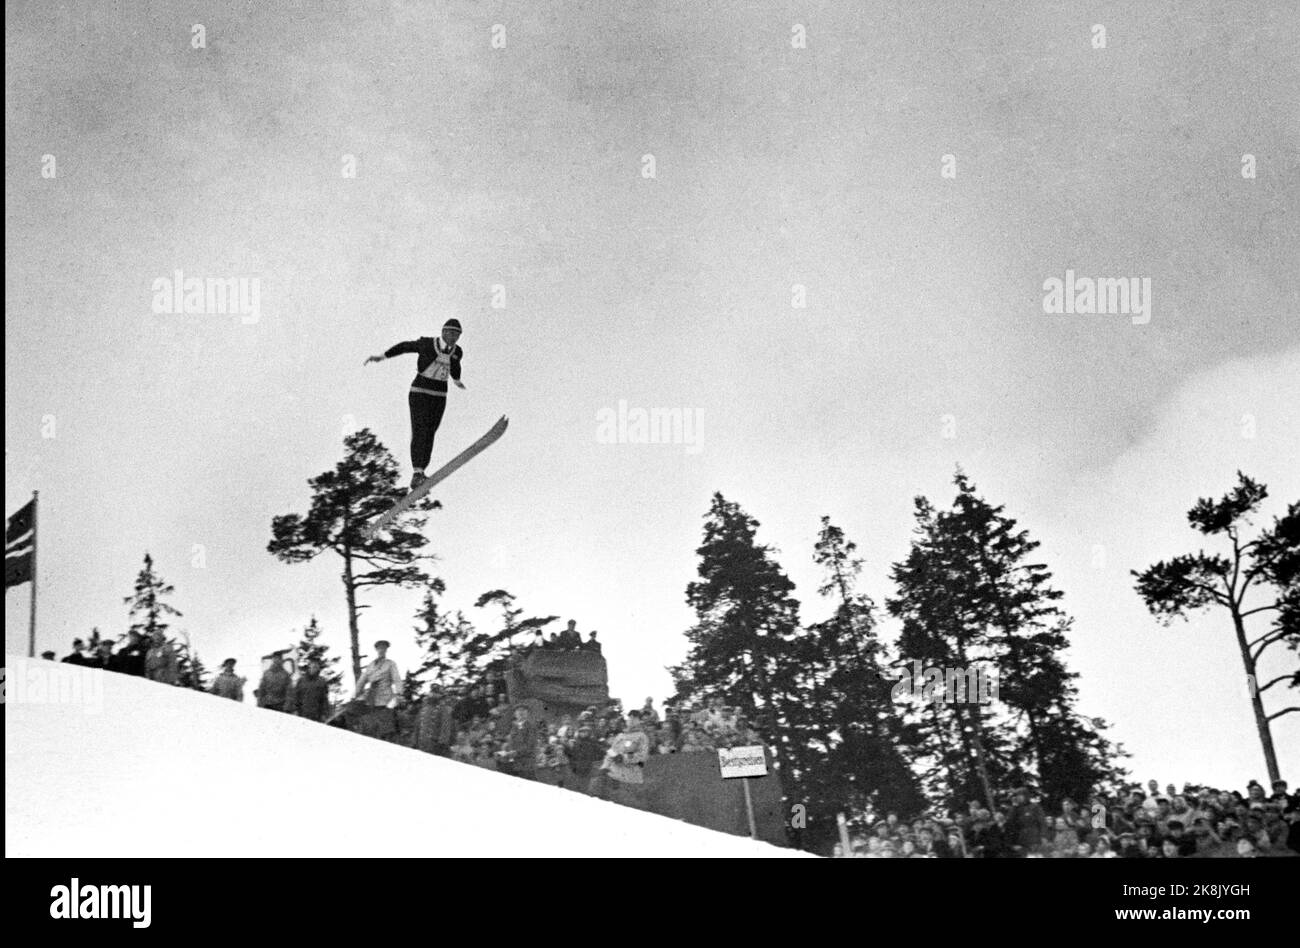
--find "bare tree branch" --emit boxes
[1251,628,1294,664]
[1257,674,1296,694]
[1242,604,1281,621]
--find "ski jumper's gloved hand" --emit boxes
[452,380,465,389]
[364,355,385,365]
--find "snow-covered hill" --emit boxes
[4,656,802,857]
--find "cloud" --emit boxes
[1053,345,1300,786]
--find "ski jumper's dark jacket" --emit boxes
[384,337,463,396]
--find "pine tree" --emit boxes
[268,429,433,683]
[468,589,558,682]
[1134,473,1298,784]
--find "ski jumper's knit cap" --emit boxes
[374,639,391,649]
[443,318,462,333]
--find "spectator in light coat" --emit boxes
[355,640,402,708]
[210,659,246,701]
[600,710,652,808]
[144,632,179,685]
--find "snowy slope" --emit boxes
[4,657,803,857]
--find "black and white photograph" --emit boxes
[4,0,1298,920]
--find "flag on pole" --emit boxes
[5,498,36,589]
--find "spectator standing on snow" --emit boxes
[210,658,246,701]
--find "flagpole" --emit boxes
[28,490,38,657]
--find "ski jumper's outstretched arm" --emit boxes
[365,340,422,364]
[365,339,464,388]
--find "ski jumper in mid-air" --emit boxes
[365,318,464,489]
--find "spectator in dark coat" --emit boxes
[500,705,539,780]
[414,694,453,755]
[460,685,491,723]
[111,631,149,676]
[289,658,331,721]
[560,620,582,650]
[1166,820,1197,857]
[61,639,90,666]
[566,725,605,788]
[429,696,457,755]
[255,655,294,711]
[1005,790,1049,855]
[90,638,116,670]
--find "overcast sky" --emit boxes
[6,0,1298,790]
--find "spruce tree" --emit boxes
[406,578,478,693]
[888,473,1122,811]
[888,493,1004,810]
[175,631,209,690]
[671,493,806,818]
[124,552,182,641]
[296,616,344,698]
[804,518,925,831]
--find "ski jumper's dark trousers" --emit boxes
[408,391,446,471]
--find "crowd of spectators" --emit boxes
[58,631,179,684]
[832,779,1300,859]
[411,686,764,808]
[53,632,335,722]
[520,619,602,656]
[53,629,1294,859]
[54,615,763,812]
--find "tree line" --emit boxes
[262,429,1297,852]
